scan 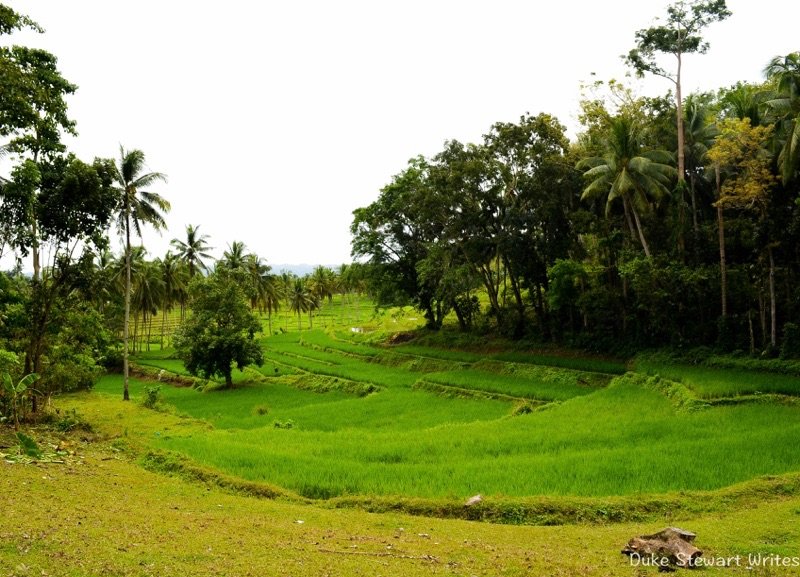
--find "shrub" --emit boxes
[781,322,800,360]
[252,404,270,416]
[142,384,162,409]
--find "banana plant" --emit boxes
[1,372,39,430]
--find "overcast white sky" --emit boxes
[2,0,798,268]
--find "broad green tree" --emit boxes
[707,117,778,344]
[112,147,169,401]
[173,269,263,388]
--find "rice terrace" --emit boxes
[3,1,800,576]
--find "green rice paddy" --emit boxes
[101,314,800,503]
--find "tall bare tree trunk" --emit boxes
[676,55,685,187]
[716,167,727,318]
[769,245,777,348]
[123,214,131,401]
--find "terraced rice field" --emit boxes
[107,329,800,502]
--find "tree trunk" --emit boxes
[759,289,767,347]
[161,308,167,349]
[690,174,699,236]
[31,150,41,282]
[716,167,727,319]
[621,197,638,249]
[629,200,651,258]
[123,210,131,401]
[676,56,685,186]
[769,245,777,348]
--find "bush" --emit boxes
[100,349,124,372]
[781,322,800,359]
[252,404,269,416]
[53,408,93,433]
[142,385,162,409]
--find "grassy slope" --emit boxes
[2,394,799,576]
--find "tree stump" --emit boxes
[622,527,702,570]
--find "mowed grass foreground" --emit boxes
[5,417,800,577]
[114,328,800,501]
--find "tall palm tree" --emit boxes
[220,240,249,270]
[158,252,188,347]
[577,115,676,258]
[262,275,282,335]
[764,52,800,184]
[244,253,271,311]
[288,278,312,331]
[112,146,169,401]
[683,98,717,236]
[133,260,165,352]
[170,224,213,278]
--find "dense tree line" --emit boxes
[352,1,800,356]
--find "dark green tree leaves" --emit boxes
[174,270,264,388]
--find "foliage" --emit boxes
[780,322,800,359]
[1,372,38,429]
[173,269,264,387]
[763,52,800,184]
[142,384,162,409]
[14,431,42,458]
[708,117,776,210]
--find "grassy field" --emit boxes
[4,299,800,575]
[3,387,800,576]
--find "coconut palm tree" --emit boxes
[220,240,249,271]
[112,146,169,401]
[243,253,271,311]
[577,114,676,258]
[764,52,800,184]
[683,98,718,236]
[170,224,213,278]
[133,260,165,352]
[158,252,188,347]
[288,278,313,331]
[262,275,282,335]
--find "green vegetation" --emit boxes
[3,2,800,575]
[75,331,800,506]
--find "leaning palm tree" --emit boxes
[112,146,170,401]
[577,115,676,258]
[170,224,213,278]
